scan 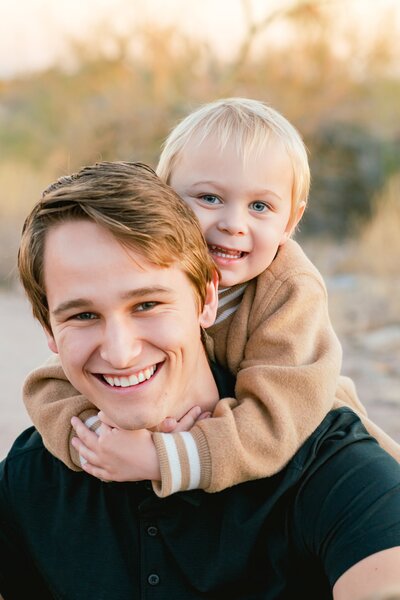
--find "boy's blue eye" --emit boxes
[201,195,221,205]
[250,201,269,213]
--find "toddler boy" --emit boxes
[24,98,400,495]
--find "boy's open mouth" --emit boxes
[208,244,248,259]
[96,364,160,388]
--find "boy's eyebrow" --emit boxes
[52,287,173,317]
[186,180,224,190]
[188,181,283,201]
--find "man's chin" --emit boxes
[106,414,162,432]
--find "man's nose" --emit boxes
[217,206,248,236]
[100,319,142,369]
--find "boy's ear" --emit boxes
[44,328,59,354]
[280,201,306,246]
[199,270,219,329]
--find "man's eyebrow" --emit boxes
[52,298,94,317]
[119,286,173,300]
[52,287,174,317]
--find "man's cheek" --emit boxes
[58,332,91,371]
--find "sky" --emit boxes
[0,0,399,78]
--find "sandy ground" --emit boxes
[1,279,399,461]
[0,288,50,459]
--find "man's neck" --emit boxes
[180,348,220,417]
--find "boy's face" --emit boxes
[170,135,305,287]
[43,220,218,430]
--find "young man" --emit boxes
[1,161,400,599]
[23,99,400,497]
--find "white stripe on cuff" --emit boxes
[161,434,182,494]
[84,414,101,433]
[179,432,201,490]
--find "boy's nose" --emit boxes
[217,210,248,236]
[100,320,142,369]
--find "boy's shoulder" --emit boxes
[245,240,327,315]
[267,239,323,281]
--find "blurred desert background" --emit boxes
[0,0,399,459]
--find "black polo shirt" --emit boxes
[1,370,400,599]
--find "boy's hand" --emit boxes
[71,416,161,482]
[156,406,212,433]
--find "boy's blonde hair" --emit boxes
[157,97,310,228]
[18,161,216,332]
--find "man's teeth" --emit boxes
[103,366,156,387]
[209,245,243,259]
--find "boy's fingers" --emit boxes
[71,437,103,468]
[158,417,178,433]
[172,406,202,432]
[98,411,119,428]
[71,416,99,449]
[197,411,212,421]
[71,438,98,467]
[97,422,112,436]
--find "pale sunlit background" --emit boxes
[1,0,399,457]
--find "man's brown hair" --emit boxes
[18,161,216,332]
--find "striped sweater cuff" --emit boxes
[152,429,212,498]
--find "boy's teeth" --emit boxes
[209,245,243,259]
[103,366,155,387]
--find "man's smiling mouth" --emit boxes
[208,244,248,259]
[99,364,158,388]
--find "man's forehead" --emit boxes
[44,220,154,272]
[44,221,192,297]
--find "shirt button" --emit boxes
[147,573,160,586]
[147,526,158,537]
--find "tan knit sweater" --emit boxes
[23,240,400,493]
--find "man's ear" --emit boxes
[44,328,59,354]
[279,201,306,246]
[199,270,219,329]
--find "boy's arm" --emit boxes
[23,354,97,470]
[152,273,345,496]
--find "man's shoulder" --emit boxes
[283,407,400,501]
[223,408,400,530]
[0,427,56,483]
[2,427,44,461]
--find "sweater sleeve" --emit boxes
[152,272,344,496]
[23,354,98,470]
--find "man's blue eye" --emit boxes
[201,195,221,205]
[136,302,158,312]
[250,201,269,213]
[75,312,96,320]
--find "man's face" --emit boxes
[44,220,218,430]
[170,134,305,288]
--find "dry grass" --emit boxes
[0,161,58,220]
[339,173,400,277]
[0,161,59,286]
